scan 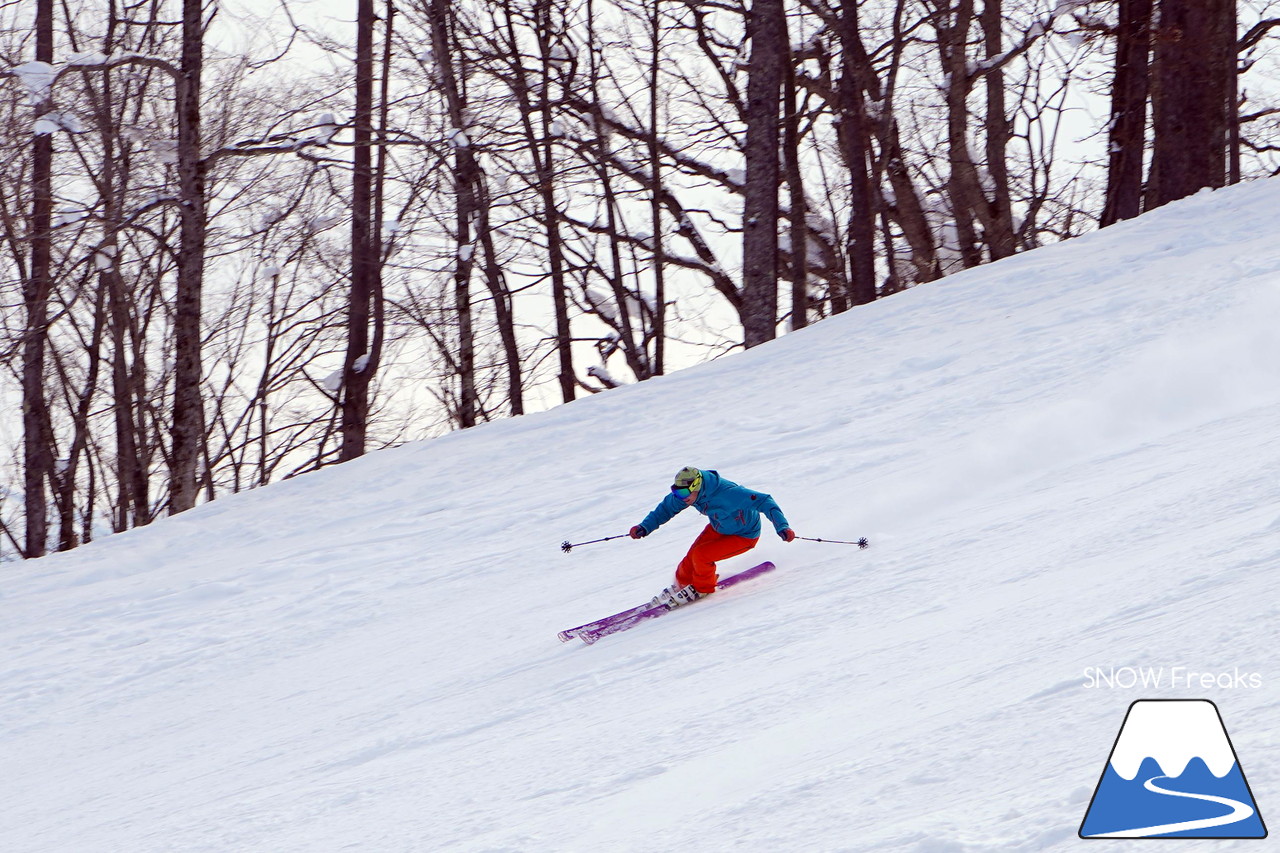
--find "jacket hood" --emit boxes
[692,469,722,505]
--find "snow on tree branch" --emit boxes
[966,0,1095,81]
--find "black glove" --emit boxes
[630,525,648,539]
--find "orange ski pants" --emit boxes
[676,524,759,594]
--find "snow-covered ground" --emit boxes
[4,181,1280,851]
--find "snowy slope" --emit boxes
[4,181,1280,852]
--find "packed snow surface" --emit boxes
[4,181,1280,851]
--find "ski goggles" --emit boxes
[671,470,702,500]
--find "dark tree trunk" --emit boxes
[59,285,107,551]
[855,0,940,285]
[544,175,574,403]
[585,0,652,381]
[87,1,153,531]
[979,0,1015,260]
[741,0,786,347]
[1227,0,1240,185]
[783,45,809,328]
[107,260,150,529]
[170,0,207,511]
[532,0,575,402]
[937,0,983,268]
[498,2,572,402]
[342,0,378,459]
[425,0,508,418]
[1150,0,1235,208]
[838,0,877,307]
[476,192,524,416]
[1102,0,1153,226]
[23,0,56,556]
[429,0,479,426]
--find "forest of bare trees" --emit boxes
[2,0,1279,558]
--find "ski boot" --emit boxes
[651,583,706,609]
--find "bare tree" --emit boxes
[978,0,1015,260]
[425,0,482,427]
[783,34,810,328]
[741,0,786,348]
[1102,0,1153,225]
[1150,0,1236,207]
[340,0,383,459]
[17,0,56,556]
[9,0,1280,560]
[836,0,877,306]
[169,0,209,511]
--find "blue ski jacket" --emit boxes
[638,470,790,540]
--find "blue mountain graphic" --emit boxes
[1081,756,1267,838]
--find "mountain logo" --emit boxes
[1080,699,1267,839]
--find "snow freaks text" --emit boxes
[1083,667,1263,690]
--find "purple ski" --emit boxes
[559,561,776,645]
[556,602,652,643]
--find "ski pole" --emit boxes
[562,534,630,553]
[799,536,869,549]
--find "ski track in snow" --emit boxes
[3,181,1280,851]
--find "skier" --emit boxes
[630,466,795,606]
